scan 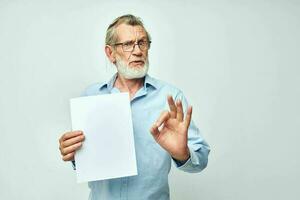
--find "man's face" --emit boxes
[113,24,149,69]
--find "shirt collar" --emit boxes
[144,74,158,90]
[98,73,158,92]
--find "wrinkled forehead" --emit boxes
[115,24,147,42]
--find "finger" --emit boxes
[155,111,170,128]
[150,124,160,139]
[184,106,193,128]
[60,130,83,143]
[176,100,184,121]
[61,135,85,148]
[167,95,177,118]
[61,142,82,156]
[62,152,75,161]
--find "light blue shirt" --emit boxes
[75,73,210,200]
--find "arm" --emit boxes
[173,118,210,173]
[173,92,210,172]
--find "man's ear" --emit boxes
[105,45,116,64]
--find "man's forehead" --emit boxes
[115,24,147,42]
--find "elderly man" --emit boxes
[59,14,210,200]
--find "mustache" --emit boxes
[115,56,148,65]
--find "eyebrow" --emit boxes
[121,37,148,43]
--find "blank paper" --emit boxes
[70,92,137,183]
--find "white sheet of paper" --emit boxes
[70,92,137,183]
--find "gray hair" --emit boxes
[105,14,151,46]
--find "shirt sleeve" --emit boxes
[172,91,210,173]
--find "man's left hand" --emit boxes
[150,95,192,162]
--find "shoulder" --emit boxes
[149,75,184,98]
[150,76,191,107]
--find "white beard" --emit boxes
[115,58,149,79]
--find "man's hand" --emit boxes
[150,96,192,162]
[59,130,85,161]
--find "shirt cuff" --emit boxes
[172,147,202,172]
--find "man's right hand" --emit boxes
[59,130,85,161]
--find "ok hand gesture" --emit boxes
[150,96,192,162]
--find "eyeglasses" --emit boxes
[113,40,151,52]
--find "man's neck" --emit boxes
[114,73,145,99]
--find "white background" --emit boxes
[0,0,299,199]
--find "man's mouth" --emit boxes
[130,60,144,65]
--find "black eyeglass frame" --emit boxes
[112,40,152,52]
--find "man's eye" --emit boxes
[123,42,133,47]
[138,41,146,46]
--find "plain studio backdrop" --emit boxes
[0,0,299,199]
